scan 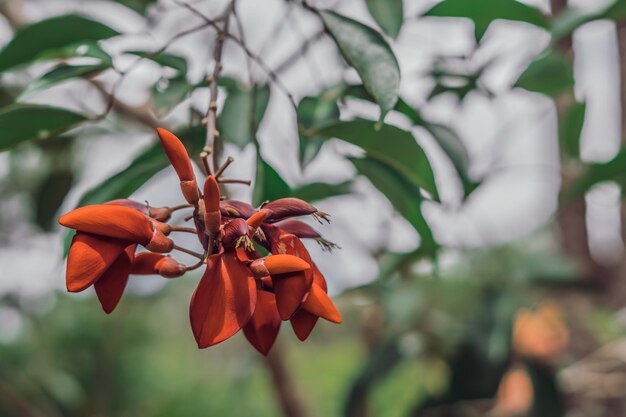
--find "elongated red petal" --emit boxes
[66,232,129,292]
[290,310,319,341]
[189,251,257,348]
[301,283,341,323]
[59,204,153,245]
[220,200,256,219]
[246,210,267,230]
[274,219,320,239]
[262,198,327,223]
[243,291,281,355]
[273,270,313,320]
[94,245,135,314]
[157,128,195,181]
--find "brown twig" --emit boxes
[173,245,205,259]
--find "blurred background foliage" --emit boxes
[1,0,626,416]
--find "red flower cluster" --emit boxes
[59,128,341,354]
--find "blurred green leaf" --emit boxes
[152,76,194,117]
[0,104,87,152]
[219,84,270,149]
[126,50,188,74]
[365,0,404,38]
[291,180,353,203]
[560,101,585,158]
[341,84,477,197]
[77,143,169,207]
[515,51,574,96]
[319,11,400,121]
[297,95,340,168]
[20,63,110,98]
[253,156,291,206]
[422,123,477,197]
[114,0,157,14]
[316,119,439,200]
[566,149,626,197]
[551,7,600,40]
[76,125,205,207]
[0,15,118,72]
[351,156,437,253]
[425,0,549,41]
[526,362,565,417]
[35,170,74,231]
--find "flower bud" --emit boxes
[145,228,174,253]
[203,176,221,236]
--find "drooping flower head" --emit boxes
[59,128,341,354]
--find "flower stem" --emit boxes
[172,245,204,259]
[170,227,198,234]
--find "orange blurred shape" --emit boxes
[512,301,569,361]
[493,367,533,416]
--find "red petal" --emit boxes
[243,291,281,355]
[66,233,129,292]
[290,310,319,341]
[262,198,320,223]
[220,200,257,219]
[274,219,320,239]
[94,245,135,314]
[312,264,328,293]
[189,251,257,348]
[273,270,313,320]
[156,128,195,181]
[301,283,342,323]
[59,204,153,244]
[221,218,249,248]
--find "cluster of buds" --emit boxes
[59,128,341,355]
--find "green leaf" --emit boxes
[316,119,439,200]
[0,104,87,152]
[20,63,110,98]
[515,51,574,96]
[551,8,600,40]
[350,156,437,253]
[253,156,291,206]
[291,180,353,203]
[566,149,626,197]
[0,15,118,72]
[319,11,400,121]
[76,124,206,206]
[126,50,187,74]
[219,84,271,149]
[425,0,549,42]
[114,0,157,14]
[342,84,477,197]
[297,95,340,167]
[35,170,74,231]
[421,123,477,197]
[365,0,404,38]
[77,143,169,207]
[151,76,194,117]
[560,101,585,158]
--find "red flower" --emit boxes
[59,128,341,354]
